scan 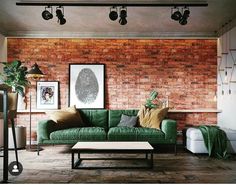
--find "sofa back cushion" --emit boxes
[109,110,139,128]
[78,109,108,130]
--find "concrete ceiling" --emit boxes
[0,0,236,38]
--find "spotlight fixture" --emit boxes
[56,6,66,25]
[42,6,53,20]
[119,6,127,25]
[171,7,182,21]
[109,6,118,21]
[171,6,190,25]
[179,7,190,25]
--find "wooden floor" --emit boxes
[1,145,236,183]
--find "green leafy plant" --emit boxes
[0,60,29,96]
[145,90,158,109]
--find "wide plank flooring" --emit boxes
[1,145,236,183]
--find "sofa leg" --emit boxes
[174,144,177,155]
[37,144,40,156]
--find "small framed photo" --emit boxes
[36,81,59,109]
[69,64,105,109]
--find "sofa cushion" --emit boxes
[108,127,165,143]
[108,127,137,141]
[49,106,84,128]
[109,110,139,128]
[50,128,81,140]
[136,127,165,143]
[117,114,137,127]
[50,127,106,141]
[78,127,106,141]
[139,106,169,129]
[79,110,108,130]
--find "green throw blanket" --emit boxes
[199,125,228,159]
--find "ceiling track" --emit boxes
[16,1,208,7]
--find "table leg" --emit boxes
[71,152,74,169]
[150,151,153,168]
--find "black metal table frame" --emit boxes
[71,149,153,169]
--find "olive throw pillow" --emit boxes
[117,114,138,127]
[138,106,169,129]
[49,105,84,128]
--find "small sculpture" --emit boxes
[145,90,159,109]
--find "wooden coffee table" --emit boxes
[71,141,154,169]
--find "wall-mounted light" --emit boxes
[42,6,53,20]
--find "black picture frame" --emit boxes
[36,81,59,109]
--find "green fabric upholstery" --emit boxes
[37,119,58,143]
[37,109,177,146]
[78,127,106,141]
[50,127,106,141]
[79,110,108,130]
[108,127,137,141]
[161,119,177,144]
[136,127,165,143]
[109,110,139,128]
[108,127,165,144]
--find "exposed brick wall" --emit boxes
[7,38,217,141]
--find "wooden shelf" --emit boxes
[17,109,222,113]
[168,109,221,113]
[17,109,57,113]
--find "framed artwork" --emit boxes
[69,64,105,109]
[36,81,59,109]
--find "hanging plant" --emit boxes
[0,60,29,96]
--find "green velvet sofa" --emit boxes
[37,109,177,155]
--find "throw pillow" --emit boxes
[49,105,84,128]
[117,114,138,127]
[138,105,169,129]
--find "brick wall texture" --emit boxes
[7,38,217,141]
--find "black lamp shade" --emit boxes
[27,63,44,79]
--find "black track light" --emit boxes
[42,6,53,20]
[171,8,182,21]
[56,7,66,25]
[171,6,190,25]
[119,6,127,25]
[109,6,118,21]
[179,8,190,25]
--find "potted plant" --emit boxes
[0,60,29,96]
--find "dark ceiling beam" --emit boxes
[16,1,208,7]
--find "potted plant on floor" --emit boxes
[0,60,29,166]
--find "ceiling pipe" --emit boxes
[16,1,208,7]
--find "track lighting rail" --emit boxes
[16,1,208,7]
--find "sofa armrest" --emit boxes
[161,119,177,143]
[37,119,57,143]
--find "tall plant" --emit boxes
[0,60,29,96]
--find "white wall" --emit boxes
[0,33,7,147]
[217,26,236,130]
